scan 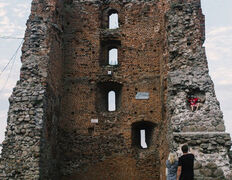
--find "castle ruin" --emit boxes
[0,0,231,179]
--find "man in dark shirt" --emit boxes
[177,144,194,180]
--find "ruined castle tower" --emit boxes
[0,0,231,179]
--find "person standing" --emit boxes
[166,152,178,180]
[177,144,194,180]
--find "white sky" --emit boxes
[0,0,231,146]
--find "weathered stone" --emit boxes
[200,143,209,149]
[206,162,217,169]
[194,169,201,177]
[200,168,212,176]
[216,138,226,145]
[213,169,224,177]
[216,124,226,131]
[194,161,202,169]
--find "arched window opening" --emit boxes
[108,91,116,111]
[100,40,121,66]
[96,82,122,112]
[109,48,118,65]
[109,13,119,29]
[140,129,148,149]
[132,121,155,149]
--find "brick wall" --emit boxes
[58,0,168,179]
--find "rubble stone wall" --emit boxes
[0,0,64,179]
[166,0,232,179]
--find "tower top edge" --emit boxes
[72,0,160,3]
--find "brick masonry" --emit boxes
[0,0,231,179]
[59,0,168,179]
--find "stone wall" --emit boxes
[0,0,63,179]
[166,0,232,179]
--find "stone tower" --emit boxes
[0,0,231,179]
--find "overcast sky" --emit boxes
[0,0,231,145]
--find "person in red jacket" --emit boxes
[188,95,199,111]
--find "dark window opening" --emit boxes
[101,8,119,29]
[96,81,122,112]
[100,40,121,66]
[101,7,120,29]
[132,121,155,149]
